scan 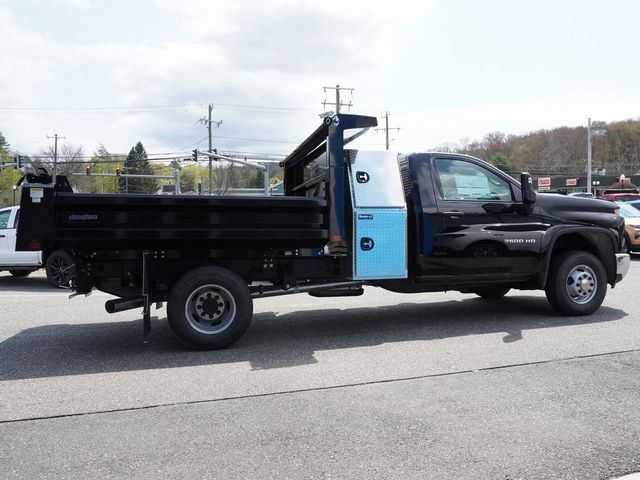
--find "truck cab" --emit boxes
[391,152,629,302]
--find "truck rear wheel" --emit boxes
[167,266,253,350]
[545,251,606,316]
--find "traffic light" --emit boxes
[115,165,122,175]
[85,164,92,175]
[16,155,22,169]
[192,149,198,161]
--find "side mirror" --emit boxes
[520,172,536,205]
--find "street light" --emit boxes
[12,185,17,206]
[587,118,607,194]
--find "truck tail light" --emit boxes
[27,241,42,250]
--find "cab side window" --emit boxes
[435,158,513,202]
[0,210,10,229]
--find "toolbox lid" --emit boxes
[347,150,406,208]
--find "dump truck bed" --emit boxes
[48,192,328,250]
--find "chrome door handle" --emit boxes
[443,211,465,216]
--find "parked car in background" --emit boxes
[569,192,594,198]
[615,201,640,253]
[0,206,75,287]
[599,192,640,202]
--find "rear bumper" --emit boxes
[615,253,631,283]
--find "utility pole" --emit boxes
[374,112,401,150]
[201,104,222,195]
[587,118,592,195]
[46,133,66,181]
[586,117,607,194]
[322,85,354,114]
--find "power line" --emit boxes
[214,102,316,113]
[212,135,298,145]
[0,103,200,112]
[0,102,319,115]
[173,137,209,153]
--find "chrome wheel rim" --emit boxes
[185,284,236,334]
[565,264,597,304]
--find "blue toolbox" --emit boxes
[346,150,408,280]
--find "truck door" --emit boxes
[430,157,544,279]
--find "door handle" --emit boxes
[0,234,5,238]
[443,211,465,216]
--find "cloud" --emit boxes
[52,0,96,10]
[0,7,64,103]
[390,92,640,152]
[1,0,437,155]
[154,0,436,73]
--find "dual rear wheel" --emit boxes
[167,267,252,350]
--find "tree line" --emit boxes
[0,133,280,200]
[437,118,640,176]
[5,116,639,199]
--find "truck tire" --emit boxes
[545,251,606,316]
[9,270,33,278]
[45,250,75,288]
[473,287,510,299]
[167,266,253,350]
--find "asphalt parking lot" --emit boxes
[1,264,640,480]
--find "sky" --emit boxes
[1,0,639,160]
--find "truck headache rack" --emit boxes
[281,114,378,255]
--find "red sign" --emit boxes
[537,177,551,188]
[566,178,577,187]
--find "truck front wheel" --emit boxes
[167,266,253,350]
[545,251,606,316]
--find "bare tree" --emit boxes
[33,143,91,191]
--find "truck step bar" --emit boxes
[251,281,364,298]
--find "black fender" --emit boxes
[535,225,619,288]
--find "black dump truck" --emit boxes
[16,114,631,349]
